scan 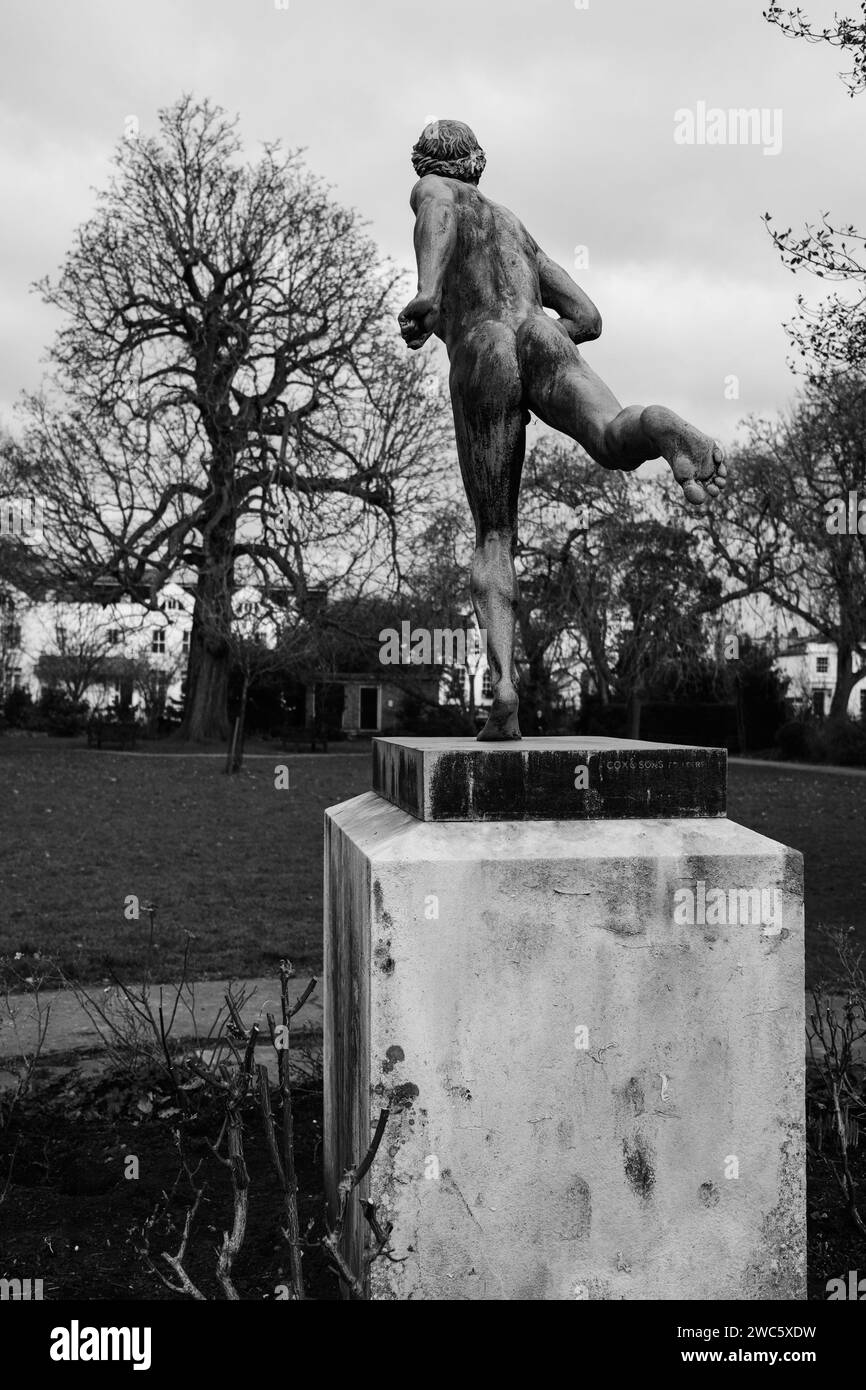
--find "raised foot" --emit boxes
[477,698,521,741]
[641,405,727,507]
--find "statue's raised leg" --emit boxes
[517,314,727,504]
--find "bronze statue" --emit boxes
[399,120,727,741]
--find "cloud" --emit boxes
[1,0,863,442]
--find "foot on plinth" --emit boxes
[477,697,522,741]
[641,405,727,506]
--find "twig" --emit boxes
[277,963,305,1298]
[807,980,866,1235]
[323,1107,393,1298]
[215,1096,249,1300]
[141,1154,207,1300]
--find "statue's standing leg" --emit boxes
[449,322,526,741]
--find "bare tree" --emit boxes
[516,442,628,722]
[15,96,451,739]
[766,2,866,97]
[705,372,866,719]
[131,653,184,732]
[514,441,725,735]
[220,592,316,772]
[33,611,116,704]
[764,3,866,376]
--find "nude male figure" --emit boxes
[398,120,726,741]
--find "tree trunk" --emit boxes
[735,671,747,754]
[587,642,610,705]
[626,689,642,740]
[524,648,554,734]
[179,483,236,742]
[231,676,250,773]
[830,642,859,720]
[181,617,231,741]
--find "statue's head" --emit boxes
[411,120,487,185]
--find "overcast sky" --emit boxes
[2,0,864,442]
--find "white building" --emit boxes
[2,581,497,734]
[0,581,193,716]
[774,629,866,720]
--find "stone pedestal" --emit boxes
[324,738,805,1300]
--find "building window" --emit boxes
[811,689,825,718]
[181,629,190,653]
[816,656,829,673]
[151,630,166,655]
[481,669,493,699]
[164,597,183,611]
[107,628,120,645]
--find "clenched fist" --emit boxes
[398,294,440,350]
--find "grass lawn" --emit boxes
[0,740,370,987]
[1,739,864,989]
[727,761,866,984]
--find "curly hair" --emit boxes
[410,119,487,185]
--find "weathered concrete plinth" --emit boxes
[324,738,805,1300]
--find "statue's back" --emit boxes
[433,176,541,334]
